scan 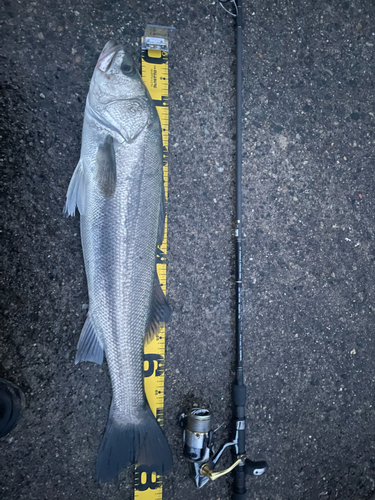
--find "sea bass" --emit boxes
[64,41,172,482]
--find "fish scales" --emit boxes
[83,117,159,413]
[64,41,172,483]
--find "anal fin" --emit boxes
[75,314,104,365]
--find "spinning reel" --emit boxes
[179,409,267,491]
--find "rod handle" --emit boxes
[232,382,246,407]
[232,463,246,500]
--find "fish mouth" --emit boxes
[97,43,124,73]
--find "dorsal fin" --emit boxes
[144,272,172,344]
[157,179,166,246]
[63,159,85,216]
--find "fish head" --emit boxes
[86,42,152,143]
[89,41,146,106]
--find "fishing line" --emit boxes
[219,0,239,18]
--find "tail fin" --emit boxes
[96,402,172,483]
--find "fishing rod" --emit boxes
[179,1,267,498]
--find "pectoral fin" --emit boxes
[96,135,117,197]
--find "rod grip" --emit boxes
[232,463,246,500]
[233,382,246,455]
[232,383,246,407]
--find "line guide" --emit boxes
[134,25,174,500]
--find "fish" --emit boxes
[64,41,173,483]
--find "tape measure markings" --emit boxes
[134,46,170,500]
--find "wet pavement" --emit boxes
[1,0,375,499]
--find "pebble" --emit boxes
[39,93,45,99]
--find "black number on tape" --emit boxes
[144,353,165,377]
[142,50,168,65]
[135,465,162,491]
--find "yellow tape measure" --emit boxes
[135,27,172,500]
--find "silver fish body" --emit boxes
[64,42,172,482]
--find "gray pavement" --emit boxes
[1,1,375,499]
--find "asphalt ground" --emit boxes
[1,1,375,499]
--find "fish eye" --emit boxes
[121,63,134,75]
